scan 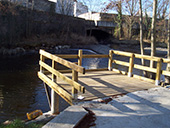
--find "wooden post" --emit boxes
[128,53,135,77]
[51,59,59,114]
[78,50,83,66]
[155,58,162,85]
[72,70,78,99]
[108,50,113,71]
[40,54,45,73]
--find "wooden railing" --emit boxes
[38,50,85,114]
[109,50,170,85]
[38,49,170,113]
[55,49,170,86]
[56,50,109,72]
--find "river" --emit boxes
[0,48,108,123]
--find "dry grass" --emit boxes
[15,33,98,50]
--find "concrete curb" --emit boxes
[43,105,88,128]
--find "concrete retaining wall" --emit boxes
[0,5,94,47]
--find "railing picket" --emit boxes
[78,50,83,66]
[128,53,135,77]
[72,70,78,99]
[40,54,45,73]
[155,58,163,85]
[108,50,113,71]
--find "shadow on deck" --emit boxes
[58,70,156,101]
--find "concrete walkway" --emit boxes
[42,87,170,128]
[82,87,170,128]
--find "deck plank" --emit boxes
[55,71,156,101]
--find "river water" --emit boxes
[0,49,108,123]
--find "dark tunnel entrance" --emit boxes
[86,29,111,43]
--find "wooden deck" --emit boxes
[57,70,156,101]
[39,49,170,114]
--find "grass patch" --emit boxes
[0,119,43,128]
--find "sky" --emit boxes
[47,0,169,18]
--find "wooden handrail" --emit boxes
[110,50,166,85]
[38,72,73,105]
[55,54,109,59]
[55,54,78,59]
[39,60,85,93]
[133,64,157,73]
[135,54,159,61]
[82,54,109,58]
[112,50,132,57]
[112,60,129,67]
[39,49,87,113]
[40,50,85,74]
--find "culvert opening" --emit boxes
[86,29,111,43]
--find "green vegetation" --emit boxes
[0,119,43,128]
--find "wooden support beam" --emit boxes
[112,50,132,57]
[135,54,160,61]
[40,52,45,73]
[162,70,170,77]
[78,50,83,66]
[108,50,113,71]
[133,74,155,83]
[112,69,128,75]
[55,54,78,59]
[43,83,51,108]
[39,61,85,93]
[86,68,108,72]
[55,54,109,59]
[38,72,73,105]
[72,70,78,99]
[163,58,170,63]
[155,58,163,85]
[112,60,130,67]
[82,54,109,58]
[134,64,157,73]
[128,53,135,77]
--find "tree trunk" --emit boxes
[150,0,157,79]
[118,1,122,39]
[139,0,146,76]
[165,5,170,84]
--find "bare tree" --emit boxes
[139,0,145,67]
[78,0,103,12]
[150,0,157,79]
[123,0,139,39]
[157,0,169,19]
[56,0,74,15]
[104,0,123,39]
[165,1,170,84]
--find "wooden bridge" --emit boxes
[38,49,170,114]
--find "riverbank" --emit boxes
[1,37,168,58]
